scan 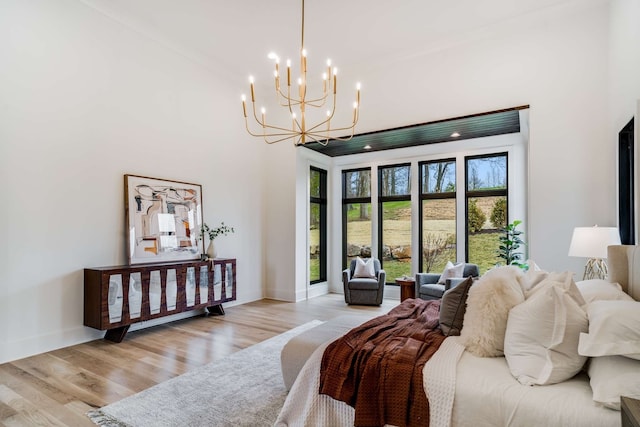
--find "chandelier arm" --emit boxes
[305,114,333,134]
[277,97,302,108]
[309,131,356,142]
[303,133,331,146]
[276,89,303,106]
[260,121,303,134]
[304,93,330,107]
[263,133,304,144]
[250,101,266,128]
[244,119,300,139]
[305,93,338,133]
[312,117,359,134]
[306,113,358,136]
[250,100,302,134]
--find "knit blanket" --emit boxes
[319,299,445,427]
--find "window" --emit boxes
[419,159,456,273]
[310,167,327,283]
[342,168,372,268]
[465,153,508,274]
[378,163,411,281]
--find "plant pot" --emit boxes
[206,241,217,259]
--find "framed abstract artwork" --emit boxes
[124,174,204,264]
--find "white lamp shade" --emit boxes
[568,226,621,259]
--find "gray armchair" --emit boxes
[342,258,386,305]
[415,263,479,300]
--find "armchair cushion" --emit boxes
[353,256,376,278]
[438,261,466,284]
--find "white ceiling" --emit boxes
[80,0,609,89]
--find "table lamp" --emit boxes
[568,226,621,280]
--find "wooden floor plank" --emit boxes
[0,294,397,426]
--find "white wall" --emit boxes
[264,1,616,301]
[609,0,640,241]
[0,0,265,363]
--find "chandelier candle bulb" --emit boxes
[302,49,307,72]
[241,95,247,117]
[249,76,255,102]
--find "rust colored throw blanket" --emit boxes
[319,299,444,427]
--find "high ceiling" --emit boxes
[80,0,607,89]
[79,0,603,152]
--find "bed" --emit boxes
[275,245,640,426]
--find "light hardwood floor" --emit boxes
[0,294,398,426]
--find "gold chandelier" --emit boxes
[241,0,361,146]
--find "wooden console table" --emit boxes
[84,258,236,342]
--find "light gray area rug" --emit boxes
[87,320,323,427]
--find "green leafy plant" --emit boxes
[496,219,525,268]
[201,222,235,241]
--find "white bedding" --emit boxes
[275,340,356,427]
[277,246,640,426]
[276,334,619,427]
[451,336,619,427]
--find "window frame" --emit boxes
[342,167,372,269]
[309,166,327,284]
[418,158,457,273]
[377,163,412,283]
[464,152,509,262]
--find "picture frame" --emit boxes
[124,174,204,265]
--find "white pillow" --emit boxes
[460,266,525,357]
[353,257,376,278]
[438,261,466,284]
[576,279,633,303]
[587,355,640,410]
[578,300,640,360]
[526,271,586,306]
[519,260,548,293]
[504,280,588,385]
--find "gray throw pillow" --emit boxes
[439,276,474,336]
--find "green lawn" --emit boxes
[310,258,320,282]
[468,231,502,274]
[310,203,509,283]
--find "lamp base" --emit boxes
[583,258,608,280]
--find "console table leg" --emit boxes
[207,304,225,315]
[104,326,130,343]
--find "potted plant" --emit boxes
[201,222,235,259]
[496,220,526,269]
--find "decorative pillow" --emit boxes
[578,300,640,360]
[439,277,474,337]
[526,271,586,306]
[460,266,525,357]
[353,257,376,278]
[587,355,640,410]
[519,260,548,293]
[437,261,466,285]
[504,280,588,385]
[576,279,633,303]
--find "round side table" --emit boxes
[395,277,416,302]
